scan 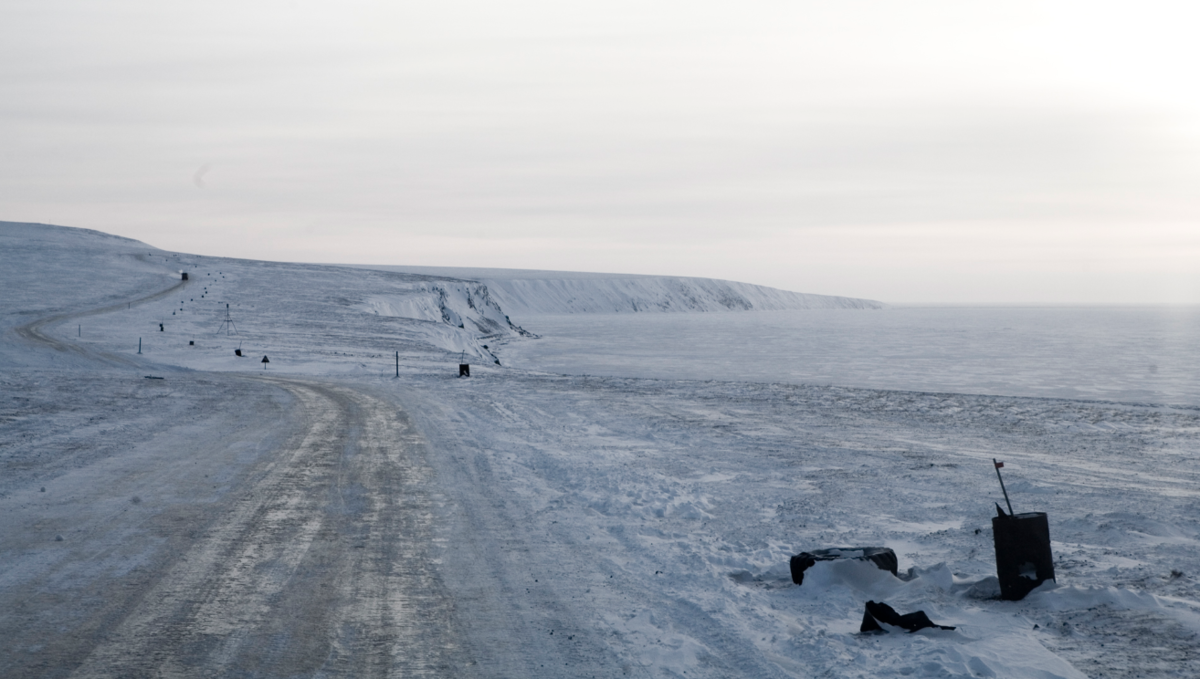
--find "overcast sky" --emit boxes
[3,1,1199,303]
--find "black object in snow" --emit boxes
[860,600,955,633]
[992,506,1055,601]
[459,363,470,377]
[234,349,242,356]
[789,547,898,585]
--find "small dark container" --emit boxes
[459,364,470,377]
[189,340,194,346]
[181,272,189,280]
[992,511,1055,600]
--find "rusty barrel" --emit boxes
[992,511,1055,600]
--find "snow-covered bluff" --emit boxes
[483,275,882,315]
[357,279,534,338]
[348,266,884,316]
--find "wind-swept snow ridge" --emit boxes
[349,266,883,316]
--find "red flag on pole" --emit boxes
[994,461,1004,469]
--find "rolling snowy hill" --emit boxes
[0,221,536,366]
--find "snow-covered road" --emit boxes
[13,268,186,367]
[65,377,458,677]
[3,316,462,676]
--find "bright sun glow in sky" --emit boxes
[3,1,1199,303]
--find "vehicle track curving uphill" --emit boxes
[7,277,464,678]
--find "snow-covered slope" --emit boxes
[353,266,883,316]
[357,280,532,337]
[0,222,534,365]
[0,221,171,317]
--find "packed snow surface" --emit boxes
[2,221,1198,678]
[500,307,1200,406]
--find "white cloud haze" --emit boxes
[3,0,1199,302]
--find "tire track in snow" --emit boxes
[394,388,618,677]
[10,255,461,677]
[13,266,187,367]
[394,380,798,679]
[67,378,459,678]
[312,380,462,678]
